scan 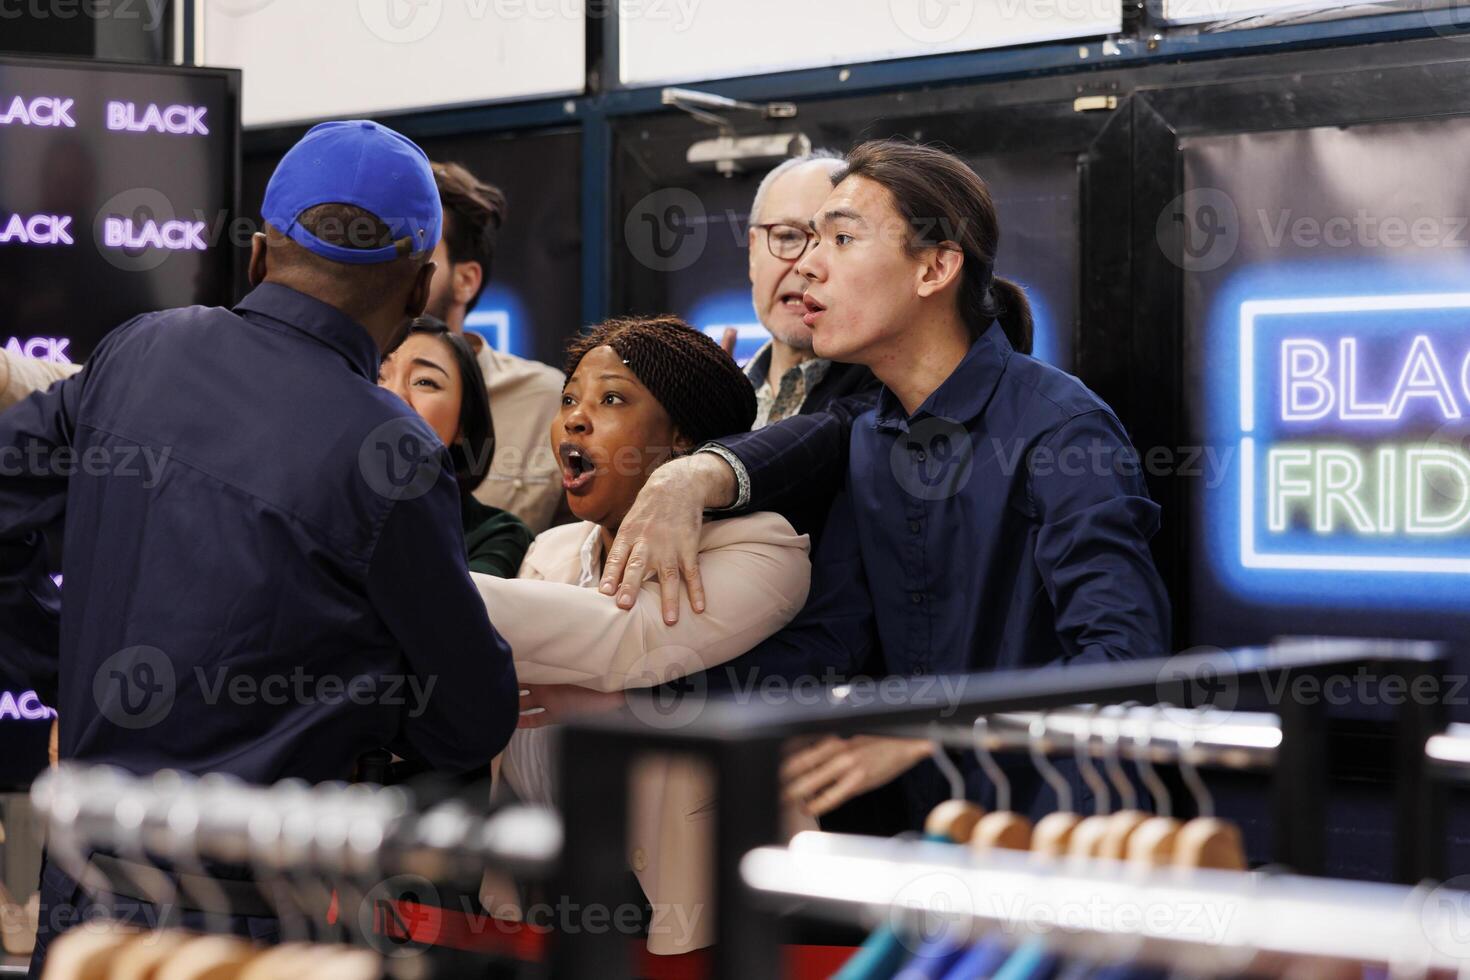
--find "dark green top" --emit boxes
[461,495,534,578]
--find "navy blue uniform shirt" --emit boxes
[0,283,517,783]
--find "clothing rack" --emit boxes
[907,706,1281,771]
[30,764,560,934]
[553,637,1447,980]
[740,832,1467,974]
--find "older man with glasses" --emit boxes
[740,152,879,436]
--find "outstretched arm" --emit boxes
[476,517,811,693]
[598,393,869,622]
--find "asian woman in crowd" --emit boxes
[471,314,814,954]
[378,316,533,578]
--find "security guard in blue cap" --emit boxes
[0,120,520,973]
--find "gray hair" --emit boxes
[748,150,846,225]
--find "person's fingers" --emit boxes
[720,327,738,357]
[784,753,850,803]
[807,769,866,817]
[779,736,844,782]
[658,562,681,625]
[599,531,632,595]
[681,551,706,615]
[784,763,840,808]
[616,544,648,610]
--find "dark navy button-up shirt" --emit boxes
[0,283,518,784]
[705,320,1169,823]
[713,319,1170,682]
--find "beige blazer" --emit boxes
[0,351,80,412]
[471,346,566,534]
[473,512,817,954]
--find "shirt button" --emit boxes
[513,478,525,489]
[631,848,648,872]
[912,666,929,677]
[908,520,920,533]
[910,592,923,605]
[915,450,927,462]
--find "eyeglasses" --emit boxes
[754,222,814,261]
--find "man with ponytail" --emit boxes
[603,139,1169,826]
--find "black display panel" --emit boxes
[243,127,582,369]
[0,55,240,367]
[1180,120,1470,652]
[0,56,238,789]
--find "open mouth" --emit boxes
[559,441,597,492]
[802,294,827,326]
[779,291,804,313]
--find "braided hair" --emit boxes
[563,315,756,446]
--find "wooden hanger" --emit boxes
[234,943,341,980]
[925,798,986,843]
[1172,724,1248,871]
[36,840,146,979]
[1066,708,1115,861]
[969,718,1033,854]
[105,929,194,980]
[924,742,985,843]
[152,934,257,980]
[39,925,141,980]
[1124,815,1181,866]
[311,948,383,980]
[1026,716,1083,858]
[0,878,40,958]
[1094,706,1149,861]
[1124,709,1181,868]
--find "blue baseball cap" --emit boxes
[261,120,442,265]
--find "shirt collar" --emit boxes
[874,320,1011,432]
[745,338,834,390]
[234,282,382,381]
[744,340,775,387]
